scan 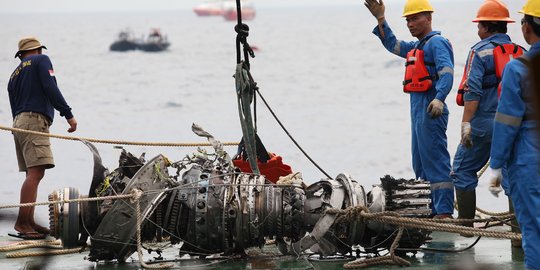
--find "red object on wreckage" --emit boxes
[233,153,293,183]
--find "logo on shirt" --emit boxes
[10,60,32,80]
[49,70,55,77]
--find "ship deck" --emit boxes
[0,229,525,270]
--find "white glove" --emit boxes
[427,99,444,118]
[461,122,473,148]
[487,168,503,197]
[364,0,385,20]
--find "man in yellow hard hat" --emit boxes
[488,0,540,268]
[451,0,523,235]
[364,0,455,218]
[7,37,77,240]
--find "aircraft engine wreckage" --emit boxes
[48,127,433,263]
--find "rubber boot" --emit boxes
[456,189,476,237]
[508,198,522,248]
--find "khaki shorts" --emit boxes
[13,112,54,172]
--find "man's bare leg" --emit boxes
[14,165,46,234]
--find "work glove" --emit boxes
[364,0,385,20]
[427,99,444,118]
[461,122,473,148]
[487,168,503,197]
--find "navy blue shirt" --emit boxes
[8,54,73,122]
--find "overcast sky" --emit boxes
[0,0,475,14]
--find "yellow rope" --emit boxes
[0,193,135,209]
[0,240,62,252]
[329,206,521,240]
[477,159,490,178]
[454,202,513,218]
[134,189,174,269]
[475,207,511,217]
[5,247,84,258]
[0,125,238,147]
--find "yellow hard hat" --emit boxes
[519,0,540,17]
[473,0,514,22]
[403,0,434,17]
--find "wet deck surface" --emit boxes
[0,230,526,270]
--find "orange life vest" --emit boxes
[456,66,467,106]
[456,42,524,106]
[456,50,475,106]
[493,43,524,98]
[403,35,438,93]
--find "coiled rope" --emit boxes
[343,227,410,269]
[6,247,85,258]
[0,240,61,252]
[0,125,238,147]
[0,189,174,269]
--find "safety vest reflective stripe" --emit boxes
[494,111,522,127]
[403,76,432,85]
[438,66,454,77]
[393,42,401,55]
[430,182,454,191]
[477,49,494,58]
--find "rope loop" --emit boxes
[235,23,255,64]
[130,188,144,203]
[234,23,250,39]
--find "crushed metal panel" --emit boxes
[88,154,173,262]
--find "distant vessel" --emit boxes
[109,30,138,52]
[110,28,170,52]
[193,0,255,21]
[193,0,225,16]
[138,29,170,52]
[222,0,255,21]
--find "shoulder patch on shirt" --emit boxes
[48,69,55,76]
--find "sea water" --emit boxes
[0,1,528,237]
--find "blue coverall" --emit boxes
[452,34,514,192]
[373,21,455,215]
[490,42,540,269]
